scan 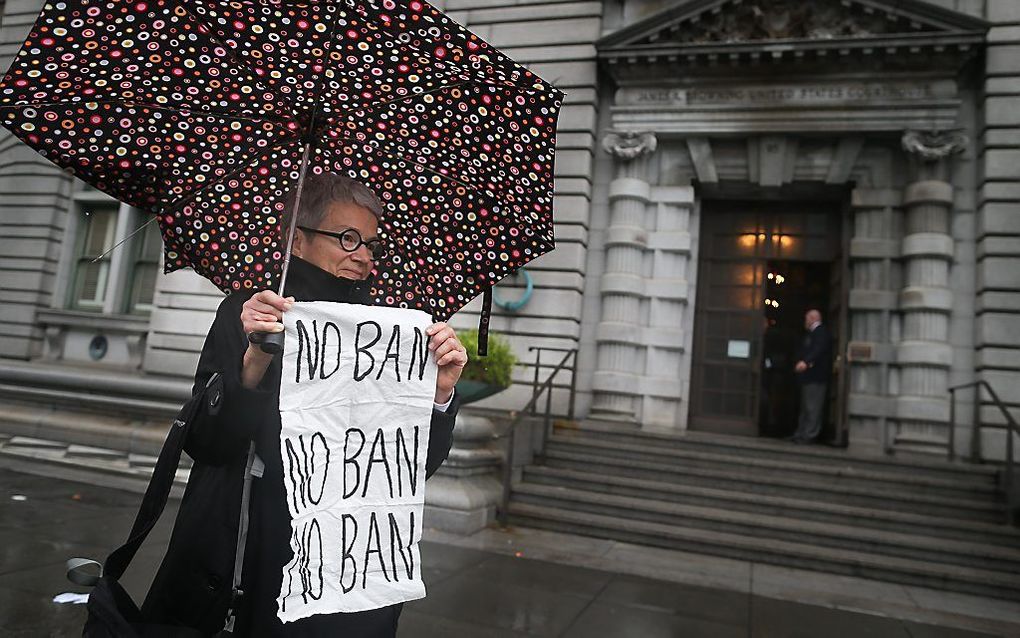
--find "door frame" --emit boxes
[689,182,853,438]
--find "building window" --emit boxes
[125,217,162,315]
[70,203,118,311]
[63,183,161,316]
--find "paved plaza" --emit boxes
[0,464,1016,637]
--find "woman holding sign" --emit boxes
[142,173,468,637]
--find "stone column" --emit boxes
[894,130,967,451]
[590,131,657,420]
[846,188,903,456]
[642,187,695,429]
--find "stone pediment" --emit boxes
[598,0,987,61]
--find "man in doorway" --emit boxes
[789,308,832,444]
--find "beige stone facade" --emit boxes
[0,0,1017,463]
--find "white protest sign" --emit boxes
[276,301,437,623]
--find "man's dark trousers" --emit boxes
[795,383,826,442]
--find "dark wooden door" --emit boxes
[690,201,841,436]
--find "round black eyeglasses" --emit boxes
[297,225,387,260]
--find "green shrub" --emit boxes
[457,329,516,388]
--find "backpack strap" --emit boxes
[67,372,225,584]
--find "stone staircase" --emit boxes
[505,420,1020,600]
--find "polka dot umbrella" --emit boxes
[0,0,563,353]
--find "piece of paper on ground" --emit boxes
[276,302,437,623]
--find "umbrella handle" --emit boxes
[245,142,306,358]
[247,330,285,355]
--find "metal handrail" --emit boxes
[498,347,577,526]
[529,346,578,421]
[949,380,1020,525]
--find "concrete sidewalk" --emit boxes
[0,461,1016,637]
[422,525,1020,637]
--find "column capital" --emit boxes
[601,130,657,161]
[901,129,967,162]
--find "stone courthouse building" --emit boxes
[3,0,1015,457]
[1,1,1019,472]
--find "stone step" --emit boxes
[522,465,1020,547]
[540,448,1004,523]
[0,444,189,490]
[569,421,999,486]
[4,436,68,450]
[65,445,128,461]
[545,436,997,500]
[127,453,160,470]
[506,502,1020,601]
[511,483,1020,574]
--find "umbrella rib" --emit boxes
[173,2,302,122]
[302,0,345,139]
[0,98,295,126]
[90,216,157,263]
[159,135,304,214]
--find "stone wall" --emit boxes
[974,0,1020,461]
[2,0,1012,460]
[433,0,601,416]
[0,0,70,360]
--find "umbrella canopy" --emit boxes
[0,0,563,326]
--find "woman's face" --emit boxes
[292,200,379,280]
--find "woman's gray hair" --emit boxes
[281,171,383,229]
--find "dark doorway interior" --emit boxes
[758,259,831,438]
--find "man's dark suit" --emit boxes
[792,322,832,442]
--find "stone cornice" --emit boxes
[597,0,988,76]
[598,0,988,50]
[600,31,984,69]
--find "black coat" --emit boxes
[796,323,833,385]
[141,256,459,637]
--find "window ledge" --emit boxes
[36,308,150,334]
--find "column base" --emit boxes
[423,415,504,535]
[424,474,502,535]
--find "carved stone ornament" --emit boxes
[646,0,914,46]
[901,129,968,162]
[601,130,657,161]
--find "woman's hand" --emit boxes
[426,322,467,404]
[240,290,293,388]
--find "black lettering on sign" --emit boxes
[299,518,324,604]
[362,428,395,499]
[320,321,341,379]
[388,510,415,581]
[284,432,330,513]
[361,512,392,589]
[354,321,382,381]
[342,428,366,499]
[395,426,419,497]
[376,324,401,382]
[408,326,429,381]
[282,517,323,610]
[295,319,320,383]
[340,513,358,594]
